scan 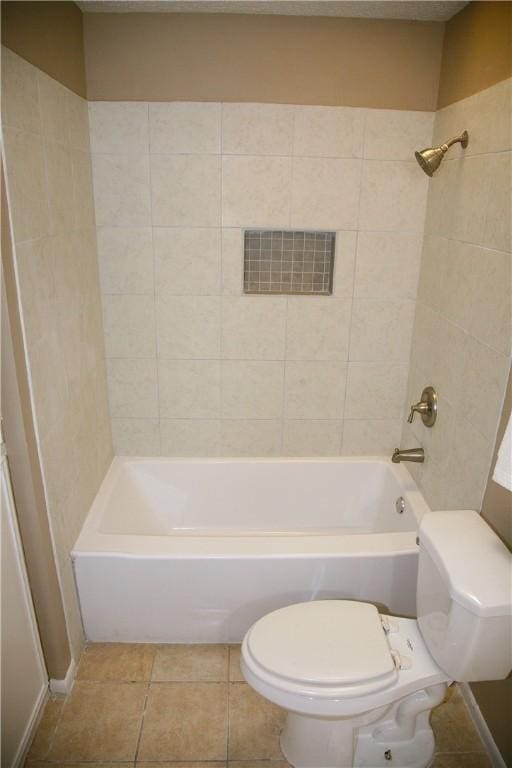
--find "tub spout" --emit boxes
[392,447,424,463]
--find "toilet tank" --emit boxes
[417,510,512,682]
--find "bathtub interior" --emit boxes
[95,457,422,537]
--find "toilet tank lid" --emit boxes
[419,510,512,618]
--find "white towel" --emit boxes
[493,413,512,492]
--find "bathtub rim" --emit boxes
[73,455,429,559]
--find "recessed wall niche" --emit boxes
[244,230,336,295]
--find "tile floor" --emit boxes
[25,643,491,767]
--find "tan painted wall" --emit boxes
[1,1,87,97]
[83,12,444,110]
[437,1,512,108]
[3,1,510,110]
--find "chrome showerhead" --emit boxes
[415,130,469,176]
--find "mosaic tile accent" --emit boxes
[244,230,335,295]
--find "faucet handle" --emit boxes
[407,386,437,427]
[408,401,430,423]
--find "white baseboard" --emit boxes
[460,682,506,768]
[49,657,76,695]
[12,684,48,768]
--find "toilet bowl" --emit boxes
[240,511,512,768]
[241,600,447,768]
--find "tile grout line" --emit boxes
[219,106,225,456]
[39,646,86,761]
[145,101,162,457]
[414,295,511,359]
[281,99,295,455]
[280,294,290,455]
[133,645,157,764]
[339,111,368,456]
[89,147,452,162]
[226,645,232,763]
[37,693,67,763]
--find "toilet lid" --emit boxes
[245,600,398,692]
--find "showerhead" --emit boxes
[415,130,469,176]
[415,146,446,177]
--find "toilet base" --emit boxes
[280,684,447,768]
[353,723,434,768]
[353,683,446,768]
[280,705,389,768]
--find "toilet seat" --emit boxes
[241,601,449,718]
[245,600,397,696]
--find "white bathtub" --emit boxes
[72,457,430,643]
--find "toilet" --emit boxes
[241,510,512,768]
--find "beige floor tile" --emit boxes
[229,645,245,682]
[431,686,485,753]
[26,696,64,760]
[229,762,290,768]
[228,683,285,759]
[137,764,225,768]
[48,682,147,761]
[137,682,228,760]
[76,643,155,682]
[152,644,228,682]
[430,754,492,768]
[26,764,134,768]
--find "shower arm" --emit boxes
[442,131,469,152]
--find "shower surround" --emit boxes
[89,101,433,458]
[1,47,113,659]
[402,77,511,512]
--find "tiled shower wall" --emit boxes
[90,102,433,457]
[2,48,113,658]
[401,78,511,511]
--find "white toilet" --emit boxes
[241,510,512,768]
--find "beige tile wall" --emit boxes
[1,47,113,659]
[401,78,511,510]
[89,100,434,457]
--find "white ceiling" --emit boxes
[76,1,468,22]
